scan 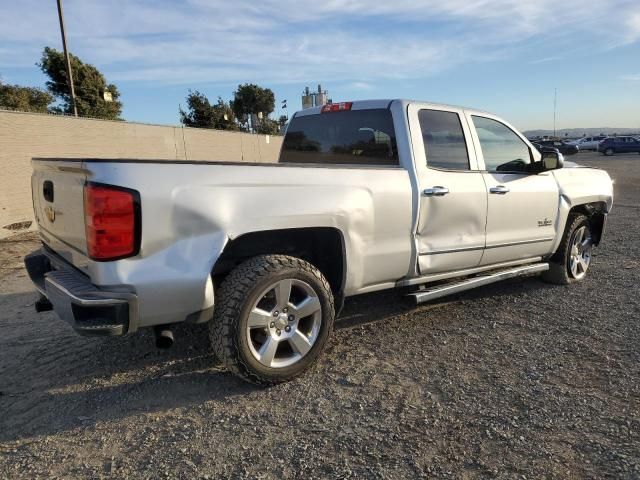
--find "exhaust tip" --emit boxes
[154,327,174,349]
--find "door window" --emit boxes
[472,116,532,173]
[419,109,470,170]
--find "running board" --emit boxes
[408,263,549,305]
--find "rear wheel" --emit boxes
[542,214,593,285]
[210,255,335,385]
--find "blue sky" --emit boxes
[1,0,639,131]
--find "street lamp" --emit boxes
[56,0,78,117]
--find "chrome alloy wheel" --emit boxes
[246,278,322,368]
[569,225,592,280]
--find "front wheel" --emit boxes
[542,214,593,285]
[604,147,614,156]
[210,255,335,385]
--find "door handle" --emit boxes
[489,185,510,195]
[423,186,449,197]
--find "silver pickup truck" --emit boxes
[25,99,613,385]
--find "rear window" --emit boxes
[279,109,398,166]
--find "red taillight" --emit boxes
[84,183,140,261]
[320,102,353,113]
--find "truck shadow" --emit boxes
[0,275,558,442]
[337,276,558,330]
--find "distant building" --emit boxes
[302,84,331,109]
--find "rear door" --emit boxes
[32,159,89,266]
[466,114,559,265]
[408,104,487,274]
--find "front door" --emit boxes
[408,104,487,274]
[467,114,559,265]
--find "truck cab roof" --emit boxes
[293,99,491,118]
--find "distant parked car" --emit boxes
[598,136,640,156]
[568,136,606,151]
[534,140,579,156]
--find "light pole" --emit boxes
[553,88,557,138]
[56,0,78,117]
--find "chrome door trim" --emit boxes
[420,244,485,255]
[485,237,554,250]
[420,237,553,256]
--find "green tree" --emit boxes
[232,83,275,130]
[255,118,281,135]
[0,81,53,113]
[179,90,239,130]
[38,47,122,119]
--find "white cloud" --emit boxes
[626,12,640,43]
[348,82,375,91]
[528,56,562,65]
[0,0,638,86]
[621,73,640,81]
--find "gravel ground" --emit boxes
[1,152,639,479]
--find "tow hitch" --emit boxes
[34,294,53,313]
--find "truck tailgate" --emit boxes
[32,159,88,267]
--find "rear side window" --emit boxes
[419,109,470,170]
[279,109,398,166]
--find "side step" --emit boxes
[408,263,549,305]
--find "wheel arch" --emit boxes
[212,227,347,313]
[568,201,607,246]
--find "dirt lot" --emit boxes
[1,152,639,479]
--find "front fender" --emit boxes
[549,167,613,254]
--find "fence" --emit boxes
[0,110,283,238]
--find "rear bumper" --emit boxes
[24,248,138,336]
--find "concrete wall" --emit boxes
[0,110,282,238]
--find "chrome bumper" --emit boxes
[24,248,138,336]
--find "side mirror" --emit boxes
[541,151,564,171]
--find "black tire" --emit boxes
[542,214,592,285]
[209,255,335,385]
[604,148,614,156]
